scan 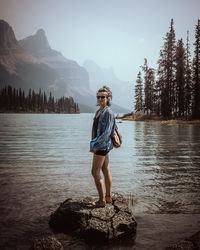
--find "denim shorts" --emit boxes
[94,150,109,156]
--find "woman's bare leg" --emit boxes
[102,154,112,201]
[91,154,106,202]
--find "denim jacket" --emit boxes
[90,105,116,152]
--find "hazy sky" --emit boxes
[0,0,199,82]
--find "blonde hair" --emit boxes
[96,85,112,106]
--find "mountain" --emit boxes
[18,29,96,112]
[0,20,129,113]
[0,20,59,93]
[83,59,133,111]
[18,28,129,113]
[19,29,92,95]
[0,20,92,112]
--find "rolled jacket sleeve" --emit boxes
[90,110,114,152]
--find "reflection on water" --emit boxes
[0,114,200,249]
[132,122,200,214]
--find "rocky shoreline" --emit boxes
[117,113,200,124]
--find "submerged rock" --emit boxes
[166,231,200,250]
[49,193,137,243]
[31,236,64,250]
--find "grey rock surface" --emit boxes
[49,193,137,243]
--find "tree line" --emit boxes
[134,19,200,119]
[0,86,80,113]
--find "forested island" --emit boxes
[134,19,200,121]
[0,86,80,113]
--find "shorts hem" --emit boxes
[94,150,109,156]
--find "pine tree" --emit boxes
[13,88,16,111]
[157,19,176,117]
[19,88,22,110]
[141,59,155,114]
[156,50,165,116]
[134,71,143,112]
[48,92,55,112]
[7,85,12,110]
[52,96,55,112]
[31,90,36,111]
[43,91,47,112]
[175,39,185,117]
[28,88,32,111]
[22,90,25,111]
[38,88,43,112]
[185,31,192,116]
[192,19,200,119]
[16,89,20,111]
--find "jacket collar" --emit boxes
[98,105,108,114]
[95,105,108,117]
[98,105,108,121]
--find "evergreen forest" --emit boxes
[0,86,80,113]
[134,19,200,119]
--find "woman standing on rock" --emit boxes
[90,86,116,207]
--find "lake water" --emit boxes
[0,113,200,249]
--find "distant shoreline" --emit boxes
[0,111,80,114]
[117,113,200,125]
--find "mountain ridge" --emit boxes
[0,20,130,113]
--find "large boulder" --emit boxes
[49,193,137,243]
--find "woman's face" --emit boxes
[97,91,108,107]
